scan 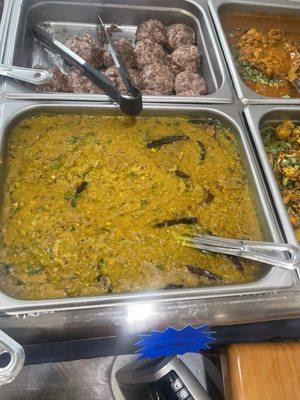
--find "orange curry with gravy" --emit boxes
[221,12,300,98]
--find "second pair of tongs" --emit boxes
[32,19,142,116]
[179,234,300,270]
[0,64,52,85]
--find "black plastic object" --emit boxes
[32,24,142,116]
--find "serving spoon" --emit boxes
[179,234,300,270]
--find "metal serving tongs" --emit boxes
[32,21,142,116]
[0,64,52,85]
[179,234,300,270]
[96,14,143,115]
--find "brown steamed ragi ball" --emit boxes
[175,71,207,96]
[98,24,122,42]
[65,33,103,68]
[104,66,144,94]
[166,23,196,50]
[103,38,136,68]
[136,19,166,45]
[66,69,104,94]
[127,68,144,90]
[104,67,126,94]
[141,63,174,95]
[106,24,122,37]
[33,65,68,93]
[168,45,200,75]
[134,39,167,69]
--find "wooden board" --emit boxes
[221,343,300,400]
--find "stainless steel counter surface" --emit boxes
[0,356,115,400]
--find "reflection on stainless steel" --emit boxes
[127,303,155,323]
[244,105,299,247]
[1,291,300,345]
[1,0,232,103]
[208,0,300,105]
[0,102,296,316]
[0,1,13,64]
[0,1,3,22]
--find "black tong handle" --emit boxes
[96,15,142,115]
[32,25,142,116]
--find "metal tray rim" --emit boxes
[0,0,13,64]
[0,101,295,315]
[208,0,300,105]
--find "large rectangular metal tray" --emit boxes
[0,101,296,316]
[244,105,299,247]
[1,0,232,103]
[208,0,300,105]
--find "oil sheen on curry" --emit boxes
[0,115,262,300]
[220,12,300,98]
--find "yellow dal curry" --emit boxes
[0,115,262,300]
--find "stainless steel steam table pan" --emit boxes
[0,101,297,316]
[1,0,232,103]
[208,0,300,105]
[244,106,299,247]
[0,0,13,64]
